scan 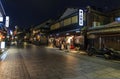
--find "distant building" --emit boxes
[29,19,53,45]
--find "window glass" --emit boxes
[50,22,60,30]
[64,18,71,26]
[72,16,78,24]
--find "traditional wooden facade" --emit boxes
[87,7,120,51]
[49,8,86,49]
[50,8,81,35]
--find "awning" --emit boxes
[88,21,120,31]
[50,28,82,37]
[87,21,120,34]
[87,26,120,34]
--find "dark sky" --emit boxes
[1,0,120,29]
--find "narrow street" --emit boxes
[0,44,120,79]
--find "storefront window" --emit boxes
[64,18,72,26]
[50,22,60,30]
[75,36,84,45]
[72,16,78,24]
[60,21,64,27]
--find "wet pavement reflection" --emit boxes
[22,45,80,79]
[0,44,120,79]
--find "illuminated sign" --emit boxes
[5,16,9,27]
[10,30,13,35]
[0,17,3,22]
[79,9,83,26]
[1,41,5,49]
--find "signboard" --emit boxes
[1,41,5,49]
[0,17,3,22]
[79,9,83,26]
[5,16,9,27]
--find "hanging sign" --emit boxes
[79,9,84,26]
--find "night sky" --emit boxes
[1,0,120,29]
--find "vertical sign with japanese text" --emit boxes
[5,16,9,27]
[79,9,83,26]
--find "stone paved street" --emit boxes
[0,44,120,79]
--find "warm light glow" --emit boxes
[0,33,3,41]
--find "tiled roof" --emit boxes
[59,8,78,20]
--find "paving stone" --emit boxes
[0,45,119,79]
